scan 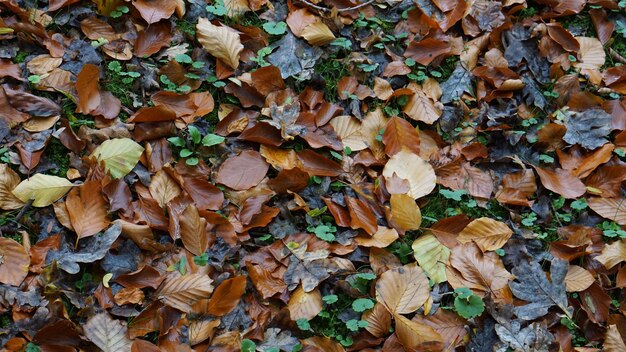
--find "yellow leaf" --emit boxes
[301,21,335,46]
[0,237,30,286]
[390,194,422,231]
[91,138,144,179]
[0,164,24,210]
[354,226,399,248]
[457,217,513,251]
[375,262,430,315]
[12,174,73,207]
[383,149,436,200]
[412,234,449,284]
[596,240,626,269]
[196,18,243,69]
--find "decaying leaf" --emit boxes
[0,237,30,286]
[84,312,133,352]
[196,18,243,69]
[156,273,214,312]
[383,149,436,200]
[375,263,430,315]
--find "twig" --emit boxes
[609,48,626,65]
[298,0,375,13]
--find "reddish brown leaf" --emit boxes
[346,196,378,235]
[75,64,101,114]
[135,20,172,57]
[65,181,110,239]
[296,149,343,177]
[382,117,420,157]
[216,150,269,190]
[534,166,587,199]
[133,0,177,24]
[206,276,247,316]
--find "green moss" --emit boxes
[176,19,196,38]
[314,58,349,102]
[45,138,71,177]
[560,12,595,37]
[517,6,539,19]
[436,56,459,81]
[0,314,10,328]
[14,51,28,64]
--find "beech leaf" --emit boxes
[91,138,144,179]
[196,18,243,69]
[12,174,73,207]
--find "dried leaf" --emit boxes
[383,149,436,200]
[446,242,511,296]
[0,237,30,286]
[288,285,323,321]
[216,150,269,190]
[375,262,430,315]
[382,117,420,157]
[156,273,214,312]
[596,240,626,269]
[196,18,243,69]
[394,314,443,351]
[0,164,24,210]
[301,21,335,46]
[588,197,626,226]
[84,312,133,352]
[207,276,247,316]
[390,194,422,232]
[457,217,512,251]
[564,265,594,292]
[66,181,110,239]
[179,204,208,256]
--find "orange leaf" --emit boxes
[382,117,420,157]
[207,276,247,316]
[179,204,208,256]
[75,64,101,114]
[0,237,30,286]
[66,181,110,239]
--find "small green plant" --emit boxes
[110,5,129,18]
[346,319,368,332]
[241,339,256,352]
[25,343,41,352]
[263,21,287,35]
[194,253,209,266]
[91,37,109,48]
[307,223,337,242]
[250,47,273,67]
[168,125,225,165]
[206,0,228,16]
[108,61,140,85]
[160,74,191,93]
[167,256,187,275]
[296,318,312,331]
[0,147,10,163]
[330,38,352,50]
[453,287,485,319]
[600,221,626,239]
[351,298,375,312]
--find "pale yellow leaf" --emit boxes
[412,234,449,284]
[301,21,335,46]
[457,217,513,251]
[12,174,73,207]
[196,18,243,69]
[596,240,626,269]
[156,273,214,312]
[0,164,24,210]
[383,149,436,200]
[189,319,220,346]
[329,115,367,151]
[375,262,430,315]
[84,312,133,352]
[390,193,422,231]
[565,265,594,292]
[91,138,144,179]
[573,37,605,71]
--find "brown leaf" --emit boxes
[216,150,269,190]
[0,237,30,286]
[412,309,467,351]
[595,240,626,269]
[156,273,214,312]
[375,263,430,315]
[288,285,323,321]
[246,262,287,299]
[383,149,436,200]
[394,314,443,352]
[382,116,420,157]
[133,0,177,24]
[179,204,208,256]
[354,226,399,248]
[457,217,512,251]
[605,324,626,352]
[66,181,110,240]
[588,197,626,226]
[362,302,392,337]
[135,20,172,57]
[534,167,586,199]
[389,194,422,232]
[75,64,101,114]
[84,312,133,352]
[149,169,182,207]
[0,164,24,210]
[403,83,441,124]
[565,265,594,292]
[297,149,343,177]
[115,265,165,289]
[446,242,511,296]
[196,18,243,69]
[346,196,377,235]
[207,276,247,316]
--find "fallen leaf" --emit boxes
[91,138,145,179]
[457,217,513,252]
[375,262,430,315]
[588,197,626,226]
[179,204,208,256]
[149,169,182,207]
[216,150,269,190]
[12,174,73,207]
[288,285,323,321]
[207,276,247,316]
[389,194,422,232]
[75,64,101,114]
[412,234,449,284]
[65,180,110,239]
[382,116,420,157]
[605,325,626,352]
[301,21,335,46]
[0,237,30,286]
[394,314,443,351]
[84,312,133,352]
[0,164,24,210]
[596,240,626,269]
[362,302,392,338]
[196,18,243,69]
[565,265,594,292]
[156,273,214,312]
[446,242,511,296]
[534,167,586,199]
[383,149,436,200]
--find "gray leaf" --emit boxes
[268,32,321,79]
[258,328,299,352]
[521,74,548,110]
[47,223,122,274]
[467,318,499,352]
[509,259,569,321]
[563,109,612,150]
[503,25,550,84]
[495,322,553,352]
[440,64,473,104]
